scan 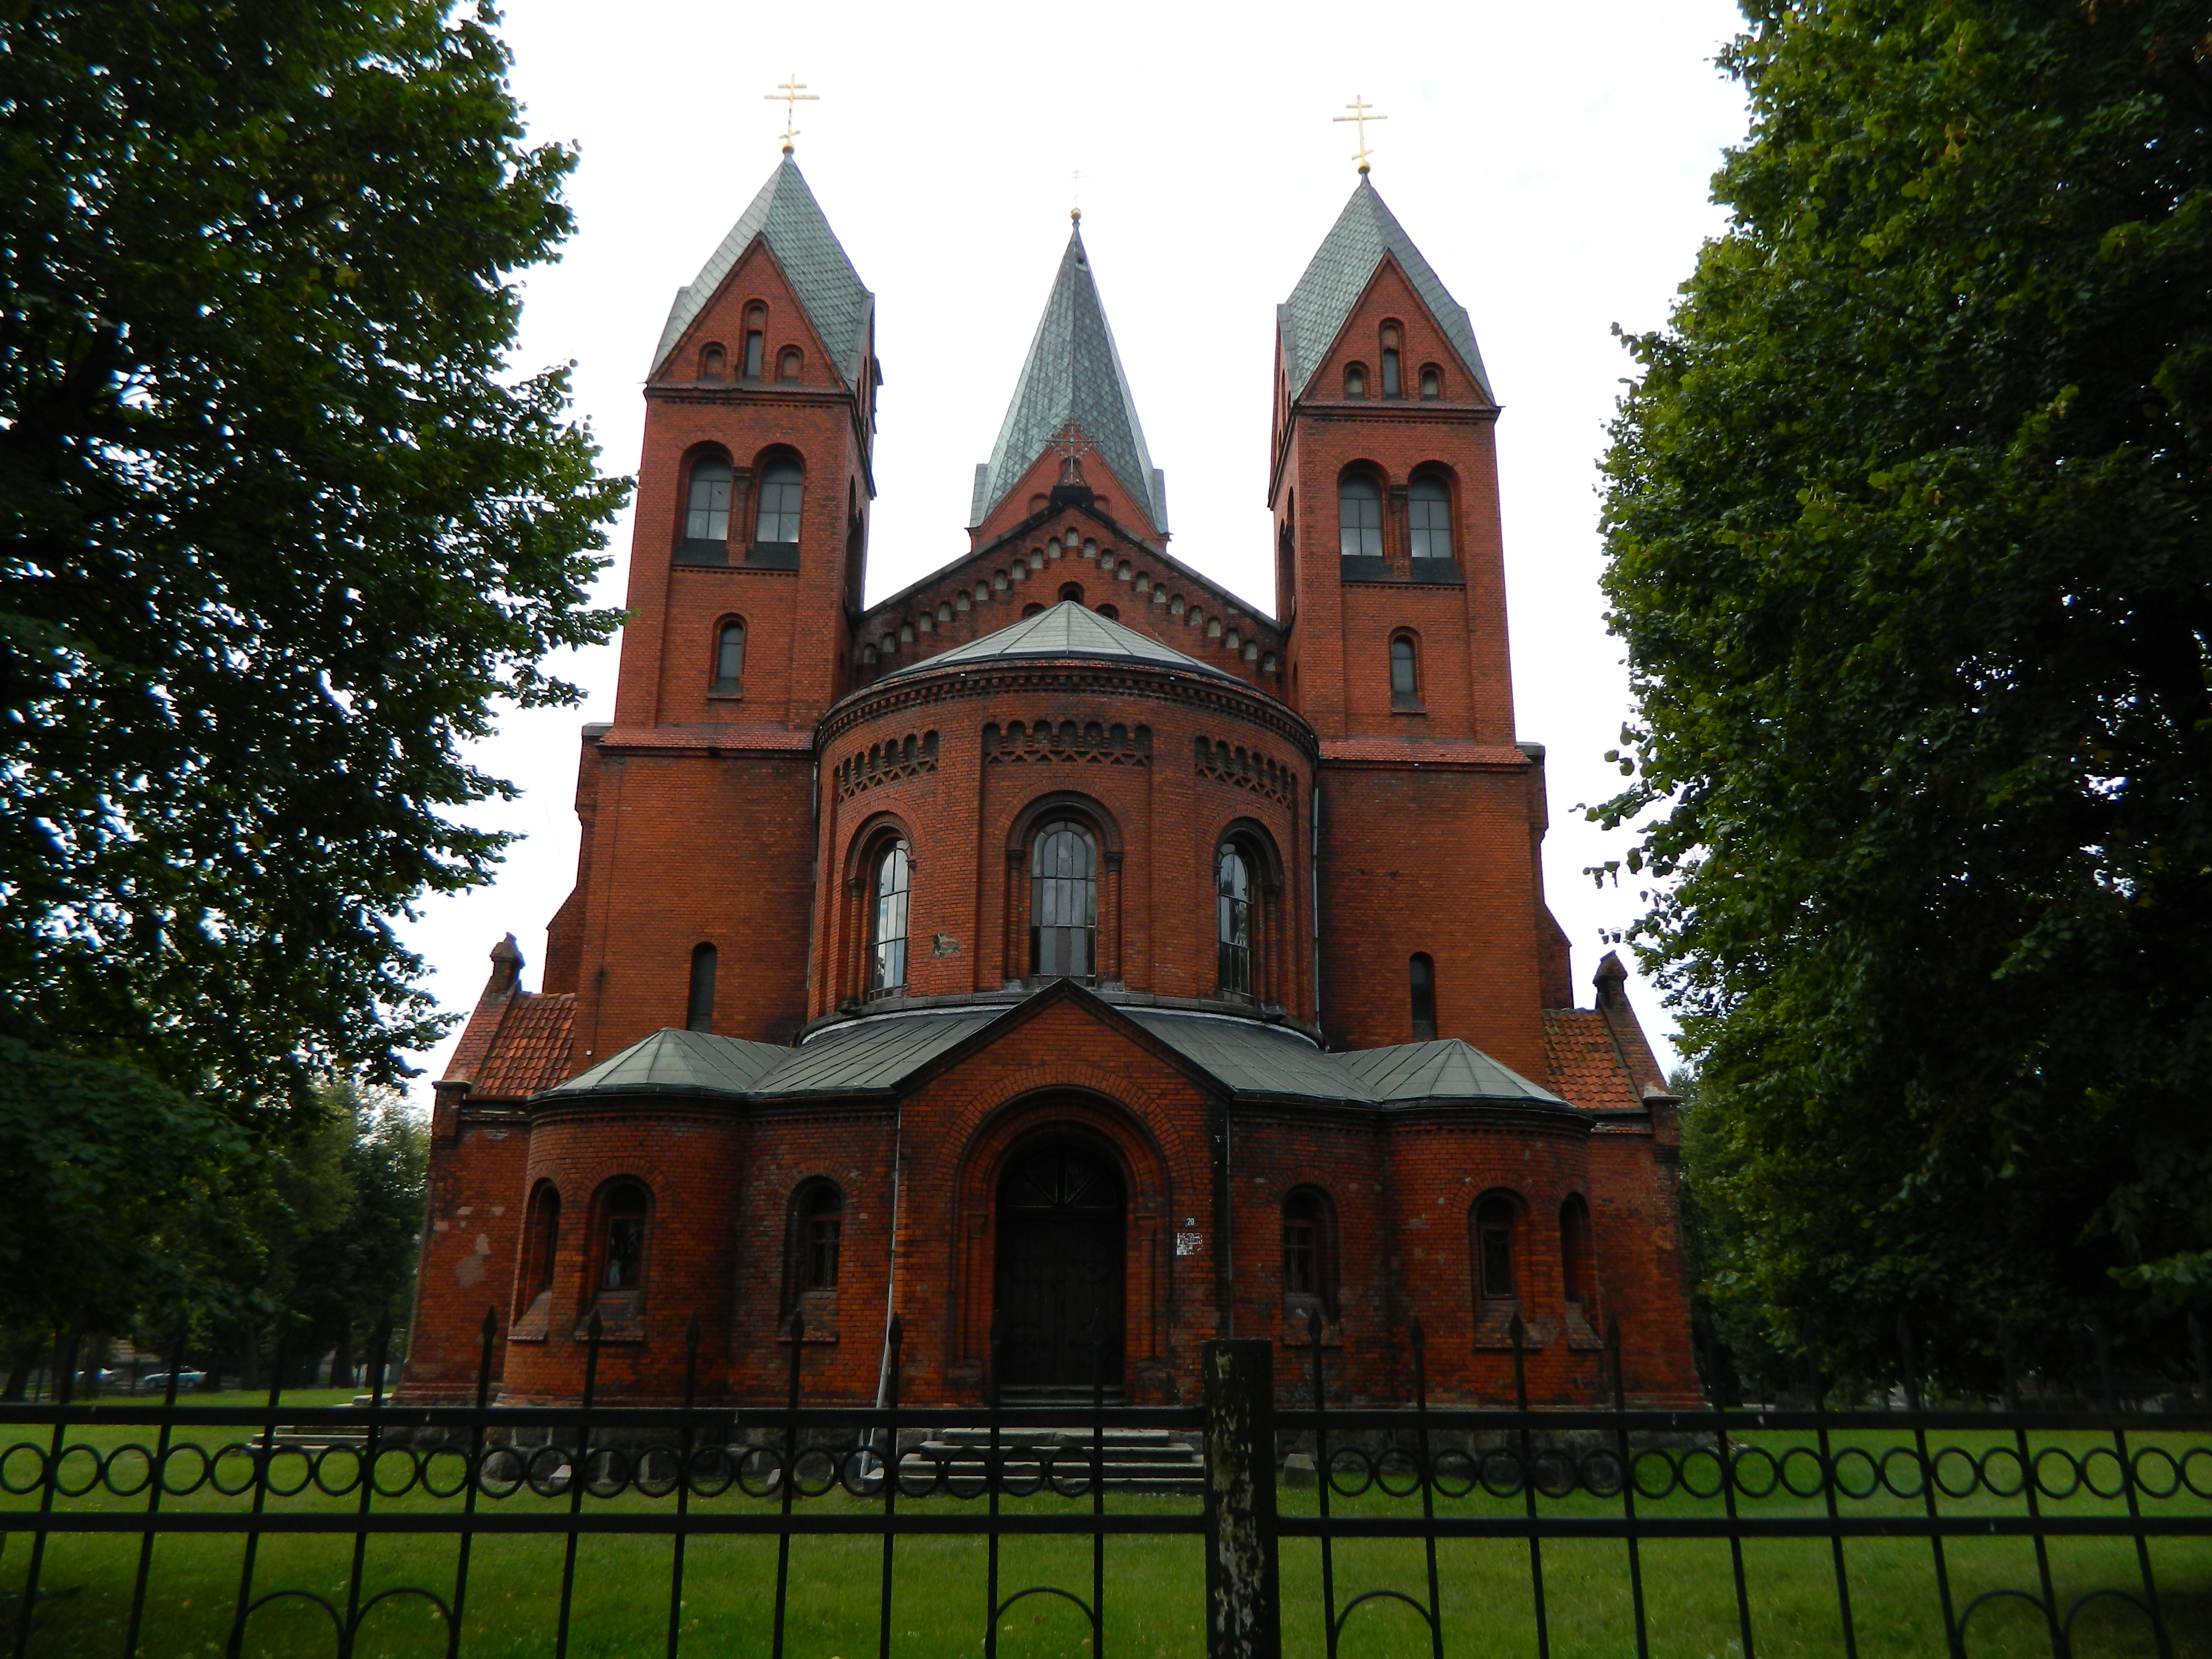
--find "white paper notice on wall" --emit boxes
[1175,1230,1203,1257]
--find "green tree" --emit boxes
[2,0,627,1123]
[1597,0,2212,1384]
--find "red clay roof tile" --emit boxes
[1542,1009,1642,1111]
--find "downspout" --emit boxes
[1310,778,1323,1032]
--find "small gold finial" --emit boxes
[764,74,818,155]
[1333,94,1387,174]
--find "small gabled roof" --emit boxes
[651,155,874,387]
[881,599,1241,684]
[1337,1039,1565,1106]
[972,225,1167,533]
[542,1027,787,1099]
[1278,177,1493,402]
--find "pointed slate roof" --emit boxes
[1278,178,1494,402]
[1336,1039,1563,1105]
[542,1027,788,1099]
[971,226,1167,532]
[881,599,1241,683]
[650,155,874,387]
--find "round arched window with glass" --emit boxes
[1217,844,1253,998]
[868,839,911,996]
[1030,821,1098,980]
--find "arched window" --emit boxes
[1475,1195,1517,1302]
[699,344,727,381]
[1030,820,1098,979]
[686,457,732,546]
[1217,843,1253,998]
[1409,477,1453,561]
[1344,362,1368,398]
[790,1181,842,1295]
[1282,1188,1336,1315]
[868,839,912,996]
[1058,582,1084,603]
[1410,952,1437,1039]
[601,1183,649,1292]
[714,620,746,692]
[1022,602,1045,618]
[777,347,803,382]
[742,304,767,377]
[756,459,803,546]
[686,943,717,1032]
[1419,364,1442,400]
[522,1182,560,1306]
[1095,603,1118,621]
[1380,324,1402,398]
[1338,476,1382,558]
[1561,1196,1597,1316]
[1391,634,1420,705]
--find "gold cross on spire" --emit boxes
[1333,94,1387,174]
[1051,421,1093,485]
[764,75,818,155]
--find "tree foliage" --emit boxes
[1598,0,2212,1381]
[1,0,628,1118]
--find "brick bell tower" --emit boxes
[542,154,880,1059]
[1270,176,1573,1076]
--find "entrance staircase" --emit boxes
[901,1415,1204,1494]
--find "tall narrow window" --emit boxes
[602,1184,648,1291]
[1217,843,1253,997]
[1476,1196,1516,1300]
[699,344,727,381]
[1344,363,1368,398]
[1030,820,1098,979]
[1391,635,1419,705]
[1381,325,1402,398]
[1410,952,1437,1039]
[686,943,717,1032]
[1282,1189,1334,1314]
[742,304,767,377]
[777,348,803,382]
[714,621,746,692]
[1419,365,1441,399]
[1561,1196,1597,1315]
[868,839,912,996]
[1338,477,1382,557]
[523,1184,560,1304]
[1409,478,1453,561]
[686,457,732,544]
[791,1182,842,1294]
[756,460,803,546]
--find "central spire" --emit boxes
[969,225,1167,535]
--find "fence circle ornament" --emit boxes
[2079,1445,2126,1500]
[1876,1445,1928,1500]
[311,1445,365,1498]
[210,1444,261,1497]
[2033,1445,2084,1500]
[159,1441,211,1494]
[1931,1445,1982,1499]
[421,1447,475,1501]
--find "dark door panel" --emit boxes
[995,1143,1125,1388]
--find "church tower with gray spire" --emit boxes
[407,158,1695,1416]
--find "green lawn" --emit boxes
[4,1397,2206,1659]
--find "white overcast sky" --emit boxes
[396,0,1752,1094]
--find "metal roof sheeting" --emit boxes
[651,155,874,387]
[1279,178,1494,403]
[972,227,1167,532]
[881,600,1241,684]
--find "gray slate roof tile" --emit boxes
[1279,178,1493,403]
[651,156,873,388]
[881,599,1240,684]
[973,227,1167,533]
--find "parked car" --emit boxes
[136,1369,207,1393]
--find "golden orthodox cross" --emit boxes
[1051,422,1093,484]
[765,75,818,154]
[1333,95,1386,174]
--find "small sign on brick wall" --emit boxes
[1175,1230,1204,1257]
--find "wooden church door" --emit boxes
[994,1142,1125,1389]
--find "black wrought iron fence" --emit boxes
[3,1310,2208,1659]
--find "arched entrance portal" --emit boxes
[995,1139,1125,1390]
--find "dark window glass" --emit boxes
[1410,952,1437,1039]
[1409,478,1453,559]
[1338,477,1382,557]
[1419,365,1441,399]
[525,1185,560,1299]
[686,943,717,1032]
[1561,1197,1596,1312]
[795,1184,842,1291]
[1382,350,1402,398]
[1282,1192,1319,1294]
[868,839,911,996]
[1059,582,1084,603]
[715,621,746,691]
[743,330,764,377]
[687,458,732,542]
[1217,844,1253,997]
[1030,820,1098,979]
[1477,1196,1515,1299]
[778,348,802,382]
[757,461,803,544]
[1391,636,1418,703]
[603,1186,648,1290]
[1096,603,1118,620]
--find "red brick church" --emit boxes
[402,153,1699,1407]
